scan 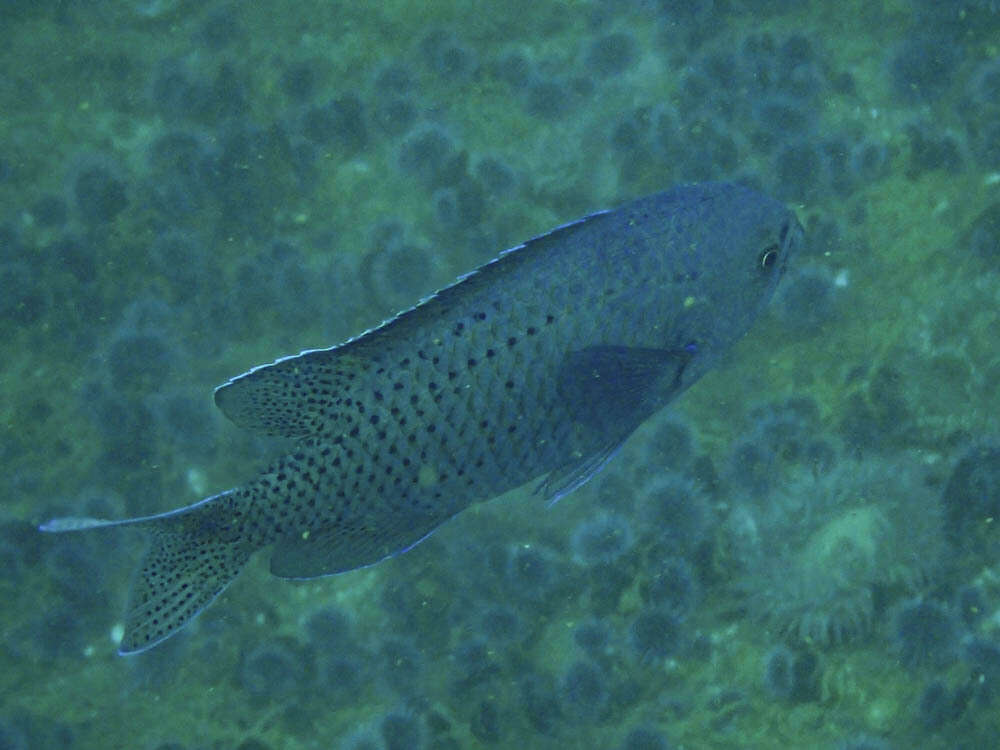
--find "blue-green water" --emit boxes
[1,1,998,748]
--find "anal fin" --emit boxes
[114,492,251,654]
[121,525,249,654]
[269,511,447,579]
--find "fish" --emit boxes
[41,181,801,654]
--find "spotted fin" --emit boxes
[557,345,691,430]
[540,345,693,504]
[270,512,446,579]
[212,212,610,439]
[41,491,251,654]
[536,440,625,506]
[214,351,369,438]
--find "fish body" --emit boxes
[42,182,801,653]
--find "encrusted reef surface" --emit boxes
[2,1,999,748]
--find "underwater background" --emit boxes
[1,0,999,748]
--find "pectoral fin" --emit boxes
[540,344,694,504]
[556,344,693,432]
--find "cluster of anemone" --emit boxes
[70,291,239,484]
[609,28,868,197]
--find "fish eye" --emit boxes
[759,244,780,271]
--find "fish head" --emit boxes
[658,182,803,387]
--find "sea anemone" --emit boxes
[639,555,699,620]
[635,473,710,556]
[629,607,684,662]
[891,598,959,669]
[561,660,611,720]
[570,512,636,567]
[761,644,817,703]
[728,451,944,646]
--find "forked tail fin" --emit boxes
[41,490,251,654]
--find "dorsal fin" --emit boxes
[213,209,610,438]
[214,351,369,437]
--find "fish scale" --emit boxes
[41,182,801,653]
